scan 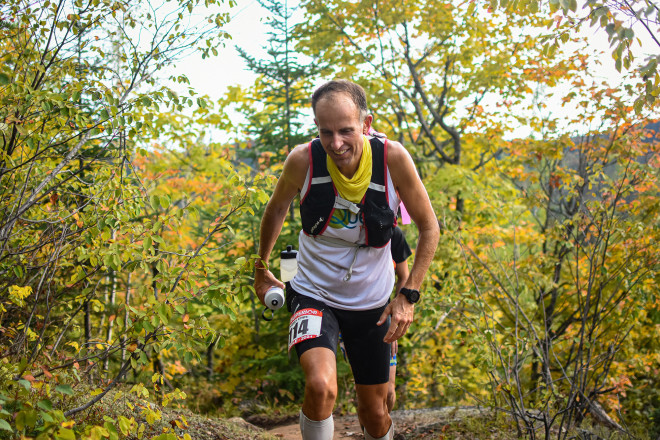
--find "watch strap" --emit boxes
[399,287,420,304]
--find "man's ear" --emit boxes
[363,114,373,134]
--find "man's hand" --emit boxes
[377,294,414,343]
[254,267,285,306]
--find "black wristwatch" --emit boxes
[399,287,420,304]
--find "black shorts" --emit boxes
[286,284,391,385]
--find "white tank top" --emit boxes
[290,159,400,311]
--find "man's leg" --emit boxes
[386,340,397,412]
[299,347,337,440]
[356,383,392,439]
[338,303,392,438]
[386,363,396,412]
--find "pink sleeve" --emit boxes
[399,201,411,225]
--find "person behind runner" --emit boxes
[254,80,439,440]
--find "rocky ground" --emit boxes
[248,406,497,439]
[92,389,638,440]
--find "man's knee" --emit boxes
[357,397,388,424]
[305,372,337,404]
[386,388,395,412]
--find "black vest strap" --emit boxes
[300,139,336,235]
[300,137,395,247]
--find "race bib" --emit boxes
[288,308,323,351]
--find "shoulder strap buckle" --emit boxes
[334,196,361,214]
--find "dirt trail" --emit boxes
[266,407,490,439]
[268,412,361,439]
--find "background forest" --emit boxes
[0,0,658,439]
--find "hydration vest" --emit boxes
[300,137,396,248]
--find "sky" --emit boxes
[166,0,655,141]
[176,1,267,100]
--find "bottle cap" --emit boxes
[281,245,298,259]
[264,286,284,310]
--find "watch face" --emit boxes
[402,288,420,303]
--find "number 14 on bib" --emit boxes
[288,308,323,351]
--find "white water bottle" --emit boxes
[264,286,284,311]
[280,245,298,282]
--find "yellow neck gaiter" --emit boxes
[327,136,372,203]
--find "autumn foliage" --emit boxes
[0,0,658,439]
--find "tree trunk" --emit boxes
[104,232,117,373]
[85,300,91,344]
[121,272,131,365]
[206,340,214,382]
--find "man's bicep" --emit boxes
[388,143,436,227]
[269,145,308,209]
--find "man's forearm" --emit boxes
[257,200,289,266]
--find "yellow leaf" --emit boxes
[8,285,32,306]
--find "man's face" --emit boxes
[314,93,372,178]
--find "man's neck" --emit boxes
[337,154,362,179]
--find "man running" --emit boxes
[254,80,439,440]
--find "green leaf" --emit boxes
[624,27,634,40]
[118,416,131,436]
[150,195,160,211]
[157,304,169,325]
[16,410,37,430]
[160,195,170,209]
[55,384,74,395]
[56,428,76,440]
[0,419,12,431]
[104,421,119,440]
[37,399,53,411]
[152,434,177,440]
[41,411,54,422]
[18,379,31,391]
[143,235,152,252]
[0,73,9,85]
[605,23,616,37]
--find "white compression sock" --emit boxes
[299,410,334,440]
[364,421,394,440]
